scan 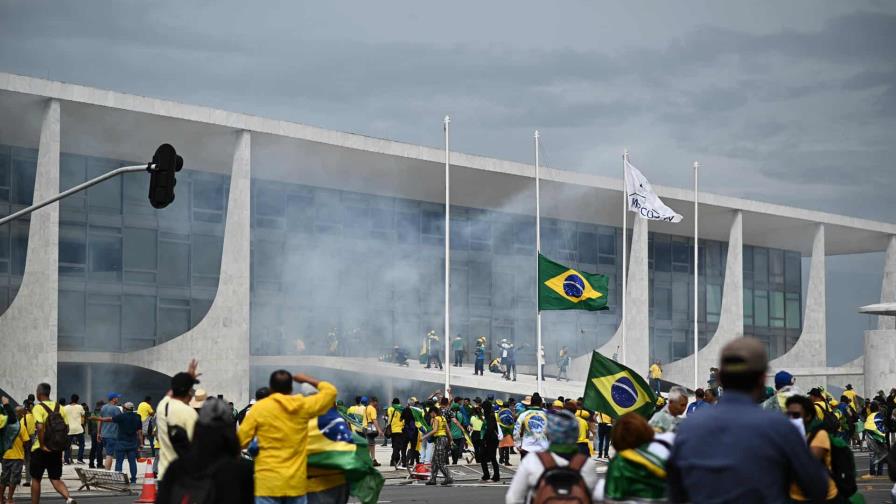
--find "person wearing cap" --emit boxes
[399,397,420,467]
[505,410,598,504]
[237,369,337,502]
[474,337,486,376]
[156,360,202,482]
[95,401,143,484]
[761,370,801,413]
[386,398,406,469]
[513,393,548,459]
[189,389,208,413]
[158,398,253,504]
[499,339,517,381]
[98,392,122,470]
[29,383,78,504]
[666,338,828,503]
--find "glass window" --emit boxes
[123,228,157,271]
[786,293,801,329]
[754,290,769,327]
[598,233,615,256]
[122,295,156,339]
[89,233,122,282]
[770,291,785,328]
[191,297,213,327]
[421,211,443,236]
[86,158,122,211]
[470,218,491,247]
[0,225,8,262]
[743,287,754,326]
[672,239,689,265]
[158,305,190,342]
[58,290,86,336]
[753,248,768,285]
[253,240,282,281]
[396,211,419,243]
[11,222,27,276]
[86,301,120,350]
[707,283,722,323]
[0,147,9,189]
[287,193,313,233]
[672,281,689,321]
[59,224,87,276]
[654,238,671,272]
[12,157,36,205]
[769,249,785,286]
[450,215,469,250]
[158,240,190,286]
[743,246,754,273]
[193,234,223,278]
[194,178,226,212]
[578,231,597,264]
[785,252,801,291]
[514,220,534,247]
[655,287,672,320]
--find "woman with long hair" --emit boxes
[157,398,253,504]
[479,400,500,482]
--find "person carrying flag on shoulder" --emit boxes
[497,399,515,466]
[513,393,548,459]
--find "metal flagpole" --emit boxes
[621,150,628,366]
[535,130,543,396]
[693,161,700,391]
[444,115,452,399]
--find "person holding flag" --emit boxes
[581,352,658,422]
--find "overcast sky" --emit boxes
[1,0,893,364]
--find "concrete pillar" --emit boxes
[0,99,60,402]
[664,210,743,387]
[879,236,896,330]
[865,330,896,396]
[571,215,649,380]
[122,130,252,405]
[769,224,826,369]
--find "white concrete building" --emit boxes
[0,73,893,404]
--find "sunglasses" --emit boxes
[787,412,803,419]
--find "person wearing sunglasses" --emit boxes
[785,395,841,503]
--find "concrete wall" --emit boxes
[570,215,650,380]
[664,210,743,388]
[879,236,896,330]
[770,224,827,371]
[863,235,896,395]
[0,99,60,402]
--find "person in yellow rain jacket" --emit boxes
[238,370,337,501]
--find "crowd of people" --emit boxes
[4,339,896,503]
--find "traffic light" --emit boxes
[148,143,183,209]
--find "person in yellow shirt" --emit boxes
[0,402,30,501]
[387,398,406,468]
[420,406,453,485]
[565,400,592,456]
[785,395,839,502]
[842,385,858,412]
[238,370,337,501]
[30,382,76,504]
[137,396,155,457]
[362,397,384,467]
[649,360,663,395]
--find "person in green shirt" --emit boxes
[452,335,465,367]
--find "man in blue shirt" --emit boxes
[667,338,828,503]
[98,393,122,471]
[685,388,708,415]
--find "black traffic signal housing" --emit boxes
[148,143,183,209]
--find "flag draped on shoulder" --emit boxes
[582,351,657,419]
[309,407,384,504]
[538,254,608,311]
[624,158,683,223]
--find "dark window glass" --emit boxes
[89,233,122,282]
[158,240,190,286]
[421,211,443,236]
[786,293,801,329]
[578,231,598,264]
[785,252,801,291]
[192,234,223,278]
[86,158,122,211]
[123,228,157,271]
[672,240,689,265]
[754,248,768,285]
[12,157,36,205]
[0,147,9,189]
[123,295,156,339]
[194,178,226,212]
[769,249,784,286]
[86,300,120,350]
[655,287,672,320]
[58,290,86,336]
[598,233,615,256]
[11,222,27,276]
[158,305,190,342]
[59,224,87,274]
[654,239,671,272]
[754,290,769,327]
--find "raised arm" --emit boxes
[294,373,338,418]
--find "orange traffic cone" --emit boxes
[134,457,157,503]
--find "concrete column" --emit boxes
[664,210,743,387]
[121,130,252,405]
[0,99,60,401]
[879,236,896,330]
[770,224,826,369]
[571,215,649,380]
[865,330,896,396]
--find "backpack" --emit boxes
[166,460,226,504]
[0,419,20,455]
[816,402,839,433]
[39,403,70,452]
[808,429,858,499]
[532,452,592,504]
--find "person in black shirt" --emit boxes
[400,398,419,467]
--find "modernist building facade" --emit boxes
[0,73,894,405]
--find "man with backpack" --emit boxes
[809,388,841,436]
[30,382,77,504]
[505,410,598,504]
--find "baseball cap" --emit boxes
[171,372,199,396]
[107,392,121,401]
[774,370,795,390]
[123,402,135,410]
[552,400,564,408]
[719,338,768,374]
[360,396,369,405]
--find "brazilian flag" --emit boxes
[538,254,608,311]
[309,408,384,504]
[582,351,656,419]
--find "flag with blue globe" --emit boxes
[538,254,608,311]
[582,351,658,419]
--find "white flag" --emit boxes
[624,159,683,223]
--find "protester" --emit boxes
[21,399,34,488]
[156,361,201,482]
[595,410,613,460]
[98,393,122,470]
[87,401,104,469]
[63,394,85,465]
[785,395,840,502]
[399,397,419,467]
[649,360,663,395]
[387,398,406,468]
[237,370,337,503]
[557,346,571,381]
[497,400,515,466]
[363,397,384,466]
[30,382,77,504]
[452,335,464,367]
[112,402,143,484]
[703,387,718,406]
[238,387,271,426]
[562,400,591,456]
[158,398,253,504]
[505,410,598,504]
[685,389,707,415]
[0,402,29,503]
[189,389,208,413]
[473,337,486,376]
[425,331,443,370]
[513,393,548,458]
[470,405,483,463]
[499,340,517,381]
[137,396,155,457]
[666,338,828,502]
[865,400,889,476]
[479,399,501,482]
[420,406,453,485]
[649,386,687,433]
[599,413,670,502]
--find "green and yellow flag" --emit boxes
[582,351,656,419]
[309,407,384,504]
[538,254,608,311]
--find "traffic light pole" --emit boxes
[0,163,155,227]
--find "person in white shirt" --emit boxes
[63,394,86,464]
[506,410,598,504]
[156,361,201,482]
[513,393,549,458]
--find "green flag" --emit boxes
[538,254,608,311]
[582,351,657,420]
